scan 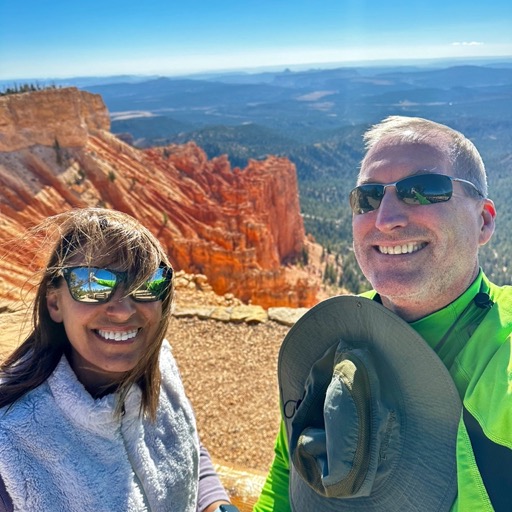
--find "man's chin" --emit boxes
[372,279,420,300]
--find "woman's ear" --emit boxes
[479,198,496,246]
[46,289,64,323]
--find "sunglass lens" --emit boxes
[398,174,453,205]
[350,184,385,214]
[66,268,118,303]
[131,267,171,302]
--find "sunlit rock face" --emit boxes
[0,88,321,307]
[0,87,110,151]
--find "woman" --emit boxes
[0,208,236,512]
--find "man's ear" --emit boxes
[479,198,496,246]
[46,289,64,323]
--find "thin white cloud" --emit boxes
[451,41,484,46]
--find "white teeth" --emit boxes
[97,329,138,341]
[378,243,426,255]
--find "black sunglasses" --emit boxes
[349,172,483,215]
[60,265,173,304]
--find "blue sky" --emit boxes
[1,0,511,80]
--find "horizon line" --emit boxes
[1,53,511,84]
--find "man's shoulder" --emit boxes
[487,281,512,332]
[489,281,512,307]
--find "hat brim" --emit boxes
[279,295,461,512]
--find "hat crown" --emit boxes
[291,343,398,499]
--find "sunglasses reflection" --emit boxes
[62,267,171,304]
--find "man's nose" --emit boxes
[374,186,409,231]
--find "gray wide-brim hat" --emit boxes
[279,295,461,512]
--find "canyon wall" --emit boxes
[0,88,322,307]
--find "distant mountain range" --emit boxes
[3,58,511,153]
[78,60,512,145]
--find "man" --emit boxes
[254,116,511,511]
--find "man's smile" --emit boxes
[377,242,427,255]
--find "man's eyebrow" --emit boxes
[358,168,441,185]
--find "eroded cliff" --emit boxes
[0,87,322,307]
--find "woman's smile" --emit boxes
[95,328,140,342]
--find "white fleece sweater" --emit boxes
[0,341,199,512]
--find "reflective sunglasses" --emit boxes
[349,172,483,215]
[60,265,173,304]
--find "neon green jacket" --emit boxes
[254,272,512,511]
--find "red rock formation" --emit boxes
[0,88,109,151]
[0,88,322,308]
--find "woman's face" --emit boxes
[46,265,164,395]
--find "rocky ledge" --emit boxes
[174,271,308,326]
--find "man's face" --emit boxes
[352,139,495,320]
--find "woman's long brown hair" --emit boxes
[0,208,174,420]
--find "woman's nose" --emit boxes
[105,291,137,319]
